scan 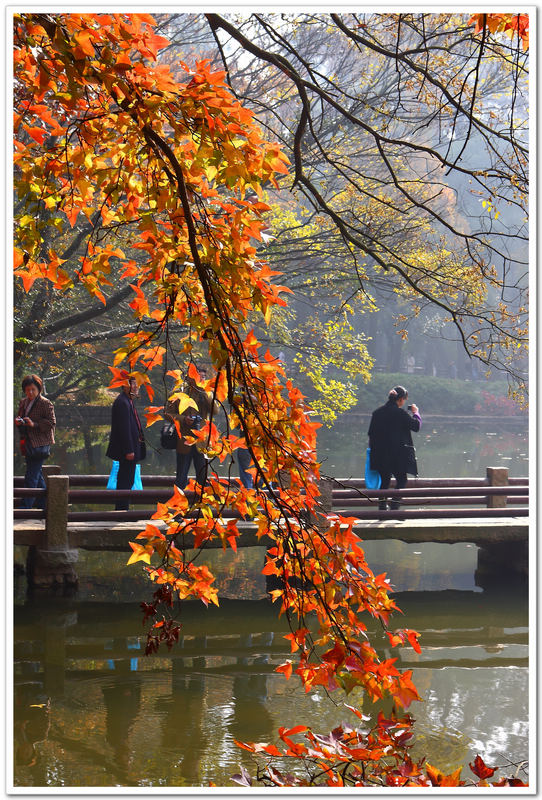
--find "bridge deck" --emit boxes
[14,515,528,550]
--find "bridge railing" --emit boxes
[13,468,529,588]
[14,467,528,522]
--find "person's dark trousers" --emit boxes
[175,447,208,491]
[22,457,46,509]
[379,471,407,510]
[116,459,137,510]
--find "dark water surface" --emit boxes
[13,417,529,787]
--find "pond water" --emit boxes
[14,410,528,482]
[13,416,529,788]
[13,585,529,788]
[317,415,528,480]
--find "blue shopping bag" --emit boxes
[106,460,119,489]
[107,461,142,490]
[364,448,381,490]
[132,463,142,490]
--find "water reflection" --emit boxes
[14,683,51,779]
[102,660,141,778]
[411,667,529,771]
[360,540,480,593]
[13,589,528,787]
[157,672,207,785]
[12,538,514,607]
[14,665,528,787]
[229,671,274,747]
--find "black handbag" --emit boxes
[26,442,51,461]
[404,444,418,476]
[160,421,178,450]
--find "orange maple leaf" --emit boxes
[275,661,293,680]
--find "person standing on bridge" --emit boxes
[106,376,146,510]
[164,365,215,491]
[15,374,56,509]
[368,385,421,511]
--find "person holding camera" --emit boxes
[165,367,215,491]
[15,374,56,509]
[368,385,421,511]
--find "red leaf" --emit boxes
[321,641,346,667]
[275,661,293,680]
[260,743,282,756]
[233,739,256,753]
[65,205,79,228]
[279,725,308,738]
[469,755,497,780]
[426,763,463,787]
[406,629,422,654]
[24,125,46,144]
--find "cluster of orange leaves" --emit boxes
[13,13,527,786]
[469,13,529,50]
[14,12,290,310]
[232,708,526,787]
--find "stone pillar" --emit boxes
[297,477,333,532]
[315,477,333,531]
[486,467,508,508]
[26,474,78,587]
[42,464,61,479]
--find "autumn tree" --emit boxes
[13,11,528,787]
[157,12,528,403]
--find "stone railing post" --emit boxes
[486,466,509,509]
[42,464,62,479]
[316,478,333,515]
[311,477,333,532]
[26,474,78,587]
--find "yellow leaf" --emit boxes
[205,165,217,182]
[126,541,152,565]
[168,391,199,415]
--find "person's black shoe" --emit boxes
[378,501,388,511]
[390,501,401,511]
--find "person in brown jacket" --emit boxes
[165,368,214,490]
[15,374,56,509]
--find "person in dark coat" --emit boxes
[106,377,146,510]
[368,385,421,511]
